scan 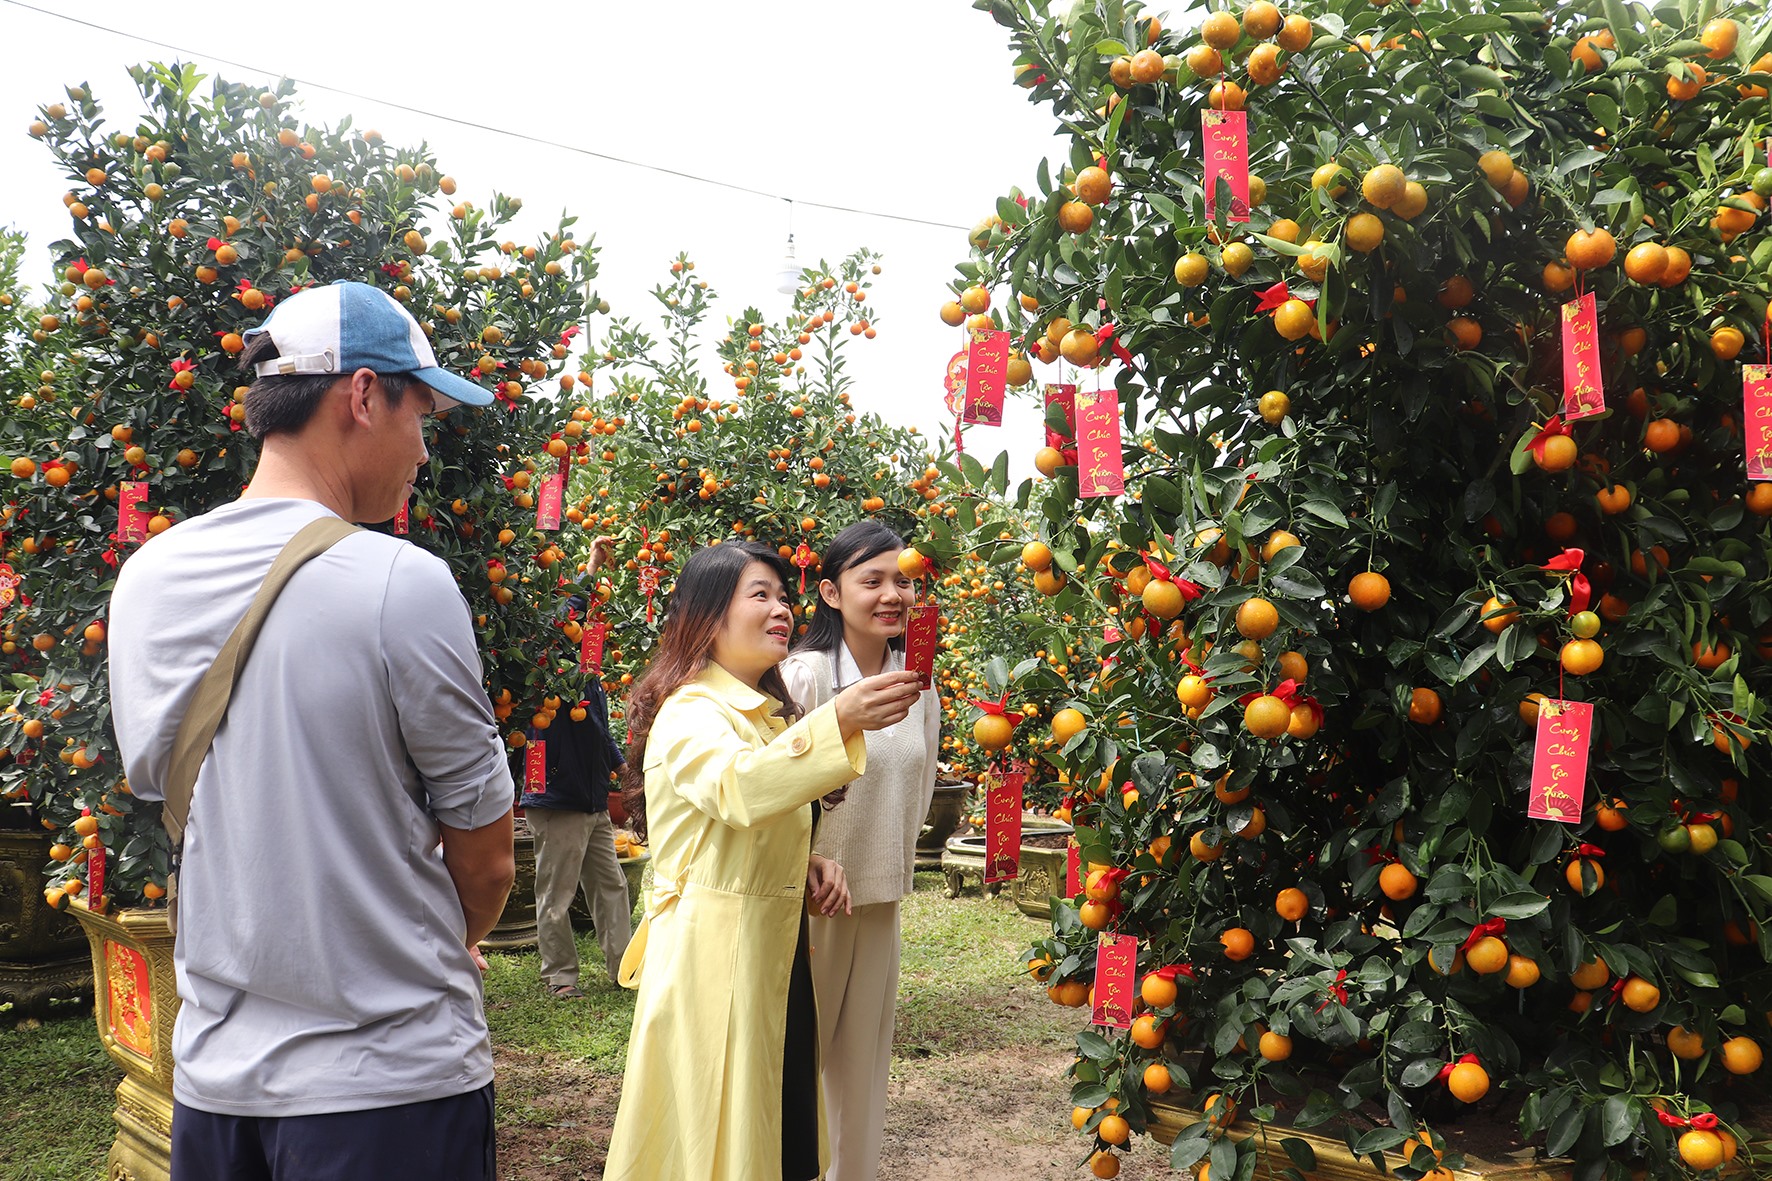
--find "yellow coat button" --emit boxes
[788,734,809,755]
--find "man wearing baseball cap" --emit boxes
[108,281,516,1180]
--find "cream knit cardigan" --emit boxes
[781,645,941,907]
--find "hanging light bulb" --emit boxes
[774,232,800,296]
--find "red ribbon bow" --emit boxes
[1253,281,1292,313]
[1527,415,1573,461]
[1543,548,1592,615]
[167,358,197,390]
[1574,843,1606,859]
[1272,678,1303,708]
[1315,969,1349,1012]
[1140,553,1203,601]
[1254,280,1316,314]
[1094,323,1136,369]
[1436,1053,1480,1082]
[971,692,1020,726]
[1364,846,1399,865]
[1461,918,1507,952]
[1153,963,1196,982]
[1656,1112,1719,1131]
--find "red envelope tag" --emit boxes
[393,503,409,535]
[0,564,17,610]
[984,771,1024,883]
[1092,932,1137,1029]
[118,482,150,544]
[1560,294,1604,420]
[535,473,564,531]
[1075,390,1125,498]
[1527,699,1592,823]
[1044,383,1078,451]
[1065,844,1081,897]
[962,329,1010,426]
[88,841,105,908]
[1745,365,1772,481]
[943,350,968,415]
[580,617,609,674]
[904,603,939,689]
[1202,109,1251,222]
[524,740,547,794]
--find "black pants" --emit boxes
[782,912,820,1181]
[171,1083,494,1181]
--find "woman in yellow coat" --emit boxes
[605,542,923,1181]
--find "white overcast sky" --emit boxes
[0,0,1200,466]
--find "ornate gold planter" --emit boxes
[68,898,177,1181]
[916,779,970,870]
[1149,1100,1763,1177]
[1149,1102,1572,1180]
[941,816,1073,904]
[0,827,92,1012]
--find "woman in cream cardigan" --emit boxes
[781,521,942,1181]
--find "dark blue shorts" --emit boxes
[171,1083,494,1181]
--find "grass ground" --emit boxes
[0,872,1105,1181]
[0,1003,118,1181]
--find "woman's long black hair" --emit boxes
[620,542,800,837]
[792,520,908,657]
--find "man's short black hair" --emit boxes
[238,332,419,438]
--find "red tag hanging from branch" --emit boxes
[1065,844,1081,897]
[962,329,1010,426]
[1542,548,1592,615]
[638,565,662,623]
[1745,363,1772,481]
[535,471,565,531]
[523,740,547,794]
[393,502,410,535]
[904,603,939,689]
[1528,699,1592,823]
[1091,932,1138,1029]
[1202,108,1251,222]
[1044,383,1078,458]
[984,767,1025,884]
[0,564,18,612]
[117,481,150,545]
[87,825,105,910]
[1075,389,1125,498]
[580,616,609,674]
[1561,293,1604,420]
[943,351,968,454]
[791,542,818,594]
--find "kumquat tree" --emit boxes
[565,251,939,699]
[2,64,600,910]
[949,0,1772,1176]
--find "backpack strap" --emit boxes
[160,515,361,847]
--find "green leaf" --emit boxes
[1600,1096,1638,1148]
[1486,892,1551,920]
[1300,499,1348,528]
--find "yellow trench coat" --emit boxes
[605,662,866,1181]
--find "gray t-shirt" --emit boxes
[108,498,514,1117]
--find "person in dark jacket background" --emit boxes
[526,550,633,996]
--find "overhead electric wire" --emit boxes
[1,0,971,232]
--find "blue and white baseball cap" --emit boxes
[244,280,494,411]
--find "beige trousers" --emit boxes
[808,900,901,1181]
[528,808,633,987]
